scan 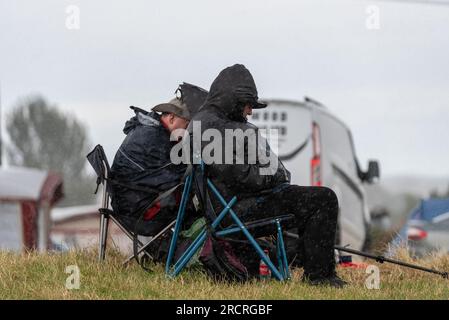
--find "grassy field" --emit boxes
[1,248,449,300]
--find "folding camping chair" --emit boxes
[165,162,294,281]
[86,144,176,265]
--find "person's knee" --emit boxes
[285,184,306,195]
[322,187,338,203]
[319,187,339,215]
[285,185,338,206]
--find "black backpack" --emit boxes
[199,235,250,282]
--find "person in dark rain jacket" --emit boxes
[110,83,208,236]
[188,65,346,287]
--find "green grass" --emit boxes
[1,248,449,299]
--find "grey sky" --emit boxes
[1,0,448,177]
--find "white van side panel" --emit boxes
[250,103,312,186]
[252,100,367,251]
[315,110,366,249]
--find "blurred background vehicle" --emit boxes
[251,97,380,251]
[392,198,449,257]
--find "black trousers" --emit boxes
[243,185,339,279]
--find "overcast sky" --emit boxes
[1,0,448,177]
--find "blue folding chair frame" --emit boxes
[165,166,291,281]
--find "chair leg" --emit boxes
[123,220,176,266]
[105,214,153,264]
[98,213,110,261]
[277,237,283,276]
[166,174,192,275]
[276,220,290,279]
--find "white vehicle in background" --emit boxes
[251,97,380,250]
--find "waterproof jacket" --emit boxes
[187,64,291,219]
[110,107,185,218]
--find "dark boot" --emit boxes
[302,273,348,288]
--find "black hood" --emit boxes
[202,64,266,122]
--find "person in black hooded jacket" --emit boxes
[188,64,346,287]
[110,83,208,237]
